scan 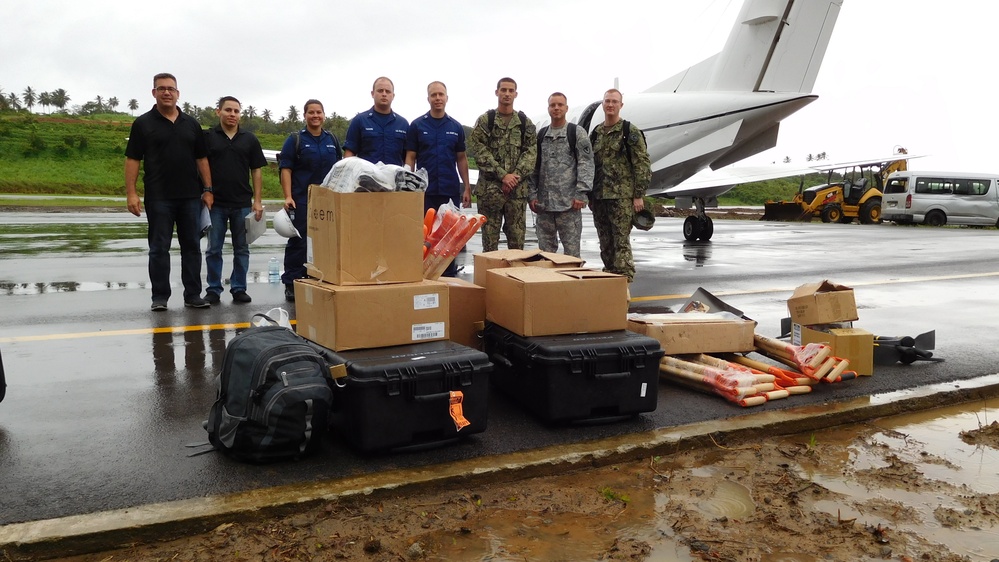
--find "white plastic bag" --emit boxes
[320,158,379,193]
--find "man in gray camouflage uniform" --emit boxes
[589,88,651,282]
[467,77,537,252]
[529,92,593,258]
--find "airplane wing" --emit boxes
[658,153,924,200]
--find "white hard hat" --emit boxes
[273,208,301,238]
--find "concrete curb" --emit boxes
[4,373,999,561]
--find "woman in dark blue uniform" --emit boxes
[278,99,341,302]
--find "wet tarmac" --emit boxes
[1,208,999,554]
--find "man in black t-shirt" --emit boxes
[125,72,213,311]
[203,96,267,305]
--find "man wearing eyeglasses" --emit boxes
[125,73,214,311]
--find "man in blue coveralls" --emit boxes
[343,77,409,166]
[405,81,471,277]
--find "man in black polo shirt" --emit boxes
[125,72,213,311]
[203,96,267,305]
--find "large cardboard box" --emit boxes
[627,312,756,355]
[473,249,584,290]
[787,280,858,325]
[294,278,448,351]
[486,267,628,336]
[306,187,424,285]
[438,277,486,350]
[793,324,874,376]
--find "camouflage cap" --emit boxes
[632,209,656,231]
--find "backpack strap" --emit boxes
[533,123,582,179]
[488,109,529,152]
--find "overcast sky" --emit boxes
[2,1,995,172]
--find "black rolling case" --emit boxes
[325,340,492,452]
[482,323,663,423]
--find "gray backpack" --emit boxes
[205,324,333,463]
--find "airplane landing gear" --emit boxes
[682,197,714,241]
[683,216,714,241]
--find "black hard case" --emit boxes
[482,323,664,423]
[325,340,491,452]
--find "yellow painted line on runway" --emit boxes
[3,271,998,343]
[0,321,296,344]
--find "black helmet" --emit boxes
[632,209,655,231]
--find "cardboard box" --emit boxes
[792,324,874,376]
[306,187,424,285]
[473,249,584,290]
[294,278,448,351]
[787,280,858,325]
[627,312,756,355]
[486,267,628,336]
[438,277,486,350]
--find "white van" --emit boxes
[882,171,999,227]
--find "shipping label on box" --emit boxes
[306,187,424,285]
[438,277,486,350]
[793,324,873,376]
[486,267,627,336]
[295,278,449,351]
[787,280,858,325]
[473,249,584,290]
[627,312,756,355]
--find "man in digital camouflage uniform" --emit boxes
[529,92,593,258]
[589,88,651,282]
[467,77,537,252]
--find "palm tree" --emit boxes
[182,102,193,114]
[245,105,256,119]
[108,97,119,113]
[94,95,104,112]
[287,105,299,122]
[7,93,20,110]
[51,89,69,112]
[22,86,36,113]
[261,108,272,122]
[38,91,51,113]
[128,98,138,115]
[0,87,8,112]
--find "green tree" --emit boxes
[94,95,104,112]
[108,97,119,113]
[245,105,256,120]
[286,105,298,122]
[7,93,21,110]
[38,91,51,113]
[182,102,192,114]
[261,108,272,122]
[128,98,138,115]
[22,86,36,112]
[51,89,70,112]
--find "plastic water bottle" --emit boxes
[268,257,280,283]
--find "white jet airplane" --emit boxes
[265,0,845,242]
[545,0,845,241]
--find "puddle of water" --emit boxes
[797,402,999,561]
[418,401,999,561]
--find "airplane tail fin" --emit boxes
[646,0,842,94]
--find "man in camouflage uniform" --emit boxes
[529,92,593,258]
[468,77,537,252]
[589,88,651,281]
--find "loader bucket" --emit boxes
[762,202,812,221]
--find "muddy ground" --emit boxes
[44,422,999,562]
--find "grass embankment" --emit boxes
[0,114,287,199]
[0,114,808,206]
